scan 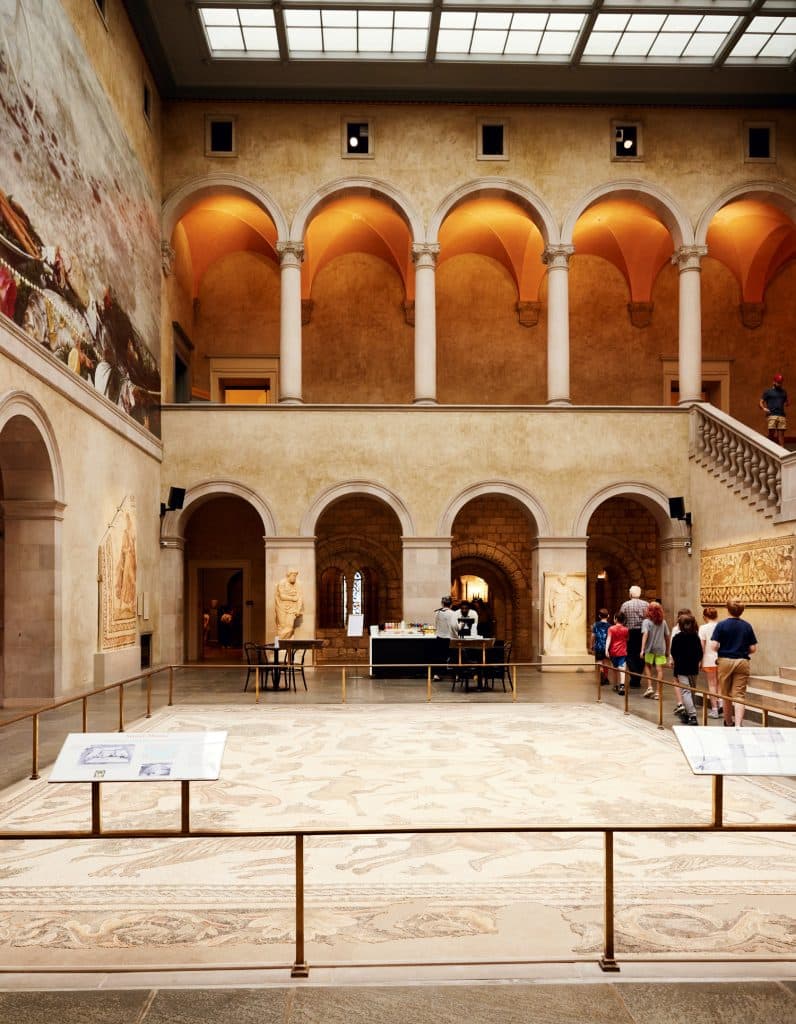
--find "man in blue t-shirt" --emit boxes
[759,373,788,447]
[710,600,758,728]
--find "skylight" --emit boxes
[197,3,796,66]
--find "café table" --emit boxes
[449,637,495,692]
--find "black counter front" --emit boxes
[369,635,451,678]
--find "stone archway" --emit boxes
[0,393,65,705]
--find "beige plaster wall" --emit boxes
[162,103,794,230]
[1,325,162,697]
[437,255,546,405]
[303,254,413,403]
[160,404,689,541]
[60,0,161,191]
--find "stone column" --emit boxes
[2,499,64,704]
[533,536,593,671]
[673,245,708,404]
[158,530,186,666]
[276,241,305,405]
[402,537,452,626]
[542,245,575,405]
[265,537,316,642]
[412,243,440,405]
[659,534,694,615]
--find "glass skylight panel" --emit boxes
[284,8,429,55]
[729,15,796,60]
[200,6,278,55]
[585,11,737,60]
[437,11,583,58]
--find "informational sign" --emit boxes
[49,732,227,783]
[347,614,364,637]
[673,726,796,776]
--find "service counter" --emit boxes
[369,633,450,678]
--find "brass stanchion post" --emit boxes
[168,665,174,707]
[118,683,125,732]
[599,829,620,971]
[427,666,432,703]
[91,781,102,835]
[255,664,260,704]
[712,774,723,828]
[657,680,664,729]
[181,780,191,834]
[82,695,88,733]
[342,667,347,704]
[31,714,40,781]
[146,673,153,718]
[291,834,309,978]
[511,664,517,702]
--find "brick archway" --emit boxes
[452,540,531,660]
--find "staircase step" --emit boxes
[746,684,796,718]
[778,666,796,683]
[749,674,796,696]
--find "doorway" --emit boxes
[188,562,250,661]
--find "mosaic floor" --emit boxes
[0,702,794,970]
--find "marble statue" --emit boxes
[275,568,304,640]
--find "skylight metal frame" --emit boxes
[196,1,796,66]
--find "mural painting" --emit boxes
[700,535,795,607]
[0,0,161,433]
[99,495,137,651]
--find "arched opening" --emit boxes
[315,494,403,662]
[169,193,280,403]
[451,493,536,659]
[586,496,661,625]
[0,413,61,704]
[437,194,547,404]
[301,194,414,403]
[182,495,266,660]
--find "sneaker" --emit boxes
[644,686,655,698]
[653,691,659,700]
[617,686,625,696]
[433,675,441,682]
[687,715,698,725]
[708,708,720,719]
[672,703,685,715]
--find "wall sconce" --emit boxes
[668,496,693,556]
[159,486,185,545]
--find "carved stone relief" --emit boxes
[99,495,138,650]
[543,572,586,654]
[700,535,795,607]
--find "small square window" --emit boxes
[477,120,508,160]
[745,122,775,162]
[205,116,237,157]
[343,120,373,158]
[611,121,643,161]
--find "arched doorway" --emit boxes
[0,404,63,704]
[586,496,661,623]
[451,493,536,659]
[182,495,266,660]
[315,494,403,662]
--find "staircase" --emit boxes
[746,666,796,723]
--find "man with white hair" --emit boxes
[619,585,649,689]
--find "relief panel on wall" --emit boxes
[700,536,795,607]
[99,495,137,651]
[543,572,586,655]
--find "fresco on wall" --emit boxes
[0,0,161,434]
[99,495,137,651]
[700,536,795,607]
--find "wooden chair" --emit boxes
[483,640,510,692]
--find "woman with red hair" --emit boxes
[640,601,670,699]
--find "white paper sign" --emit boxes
[347,614,364,637]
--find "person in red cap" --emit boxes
[759,373,788,446]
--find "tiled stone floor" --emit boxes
[1,664,794,1019]
[1,979,795,1024]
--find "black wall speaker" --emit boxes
[668,496,686,520]
[167,486,186,510]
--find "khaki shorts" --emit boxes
[767,415,787,431]
[717,656,750,701]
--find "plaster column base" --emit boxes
[94,646,142,686]
[539,653,595,672]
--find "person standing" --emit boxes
[640,601,670,699]
[670,612,702,725]
[433,596,459,681]
[606,611,629,694]
[710,600,758,727]
[619,585,649,689]
[590,608,611,686]
[759,372,788,447]
[699,606,722,718]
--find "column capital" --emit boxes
[542,244,575,269]
[161,240,175,276]
[411,243,440,268]
[276,240,305,267]
[671,245,708,271]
